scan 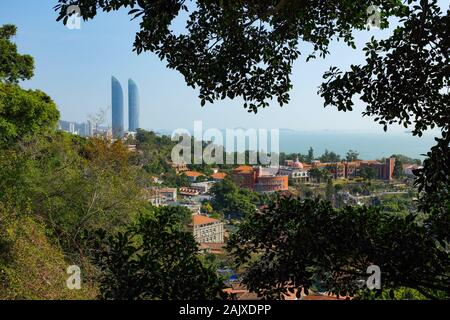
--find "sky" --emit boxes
[0,0,445,134]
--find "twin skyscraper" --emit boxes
[111,76,140,137]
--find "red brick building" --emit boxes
[231,166,288,193]
[344,158,395,181]
[310,157,396,181]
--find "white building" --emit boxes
[403,164,422,177]
[190,181,215,193]
[278,157,309,181]
[158,187,177,201]
[143,189,163,207]
[192,215,224,244]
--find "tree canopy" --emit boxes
[210,177,259,219]
[92,206,225,300]
[0,25,59,145]
[54,0,406,112]
[228,196,449,299]
[1,0,446,300]
[53,0,448,212]
[319,0,448,210]
[0,24,34,84]
[53,0,449,209]
[0,84,60,145]
[0,24,223,299]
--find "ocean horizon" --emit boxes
[156,128,438,161]
[277,130,437,161]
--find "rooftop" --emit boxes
[159,187,177,193]
[211,172,227,180]
[184,171,204,177]
[193,214,221,226]
[233,165,254,172]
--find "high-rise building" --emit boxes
[111,76,124,138]
[128,78,140,132]
[69,122,76,134]
[86,120,94,137]
[58,120,107,137]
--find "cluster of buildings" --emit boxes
[143,180,226,252]
[144,187,201,213]
[230,156,397,191]
[58,120,96,137]
[278,158,310,182]
[111,76,140,137]
[309,158,396,181]
[230,165,289,193]
[59,77,141,139]
[173,156,396,196]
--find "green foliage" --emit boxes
[0,26,155,298]
[55,0,405,112]
[357,287,443,300]
[2,0,448,300]
[307,147,314,164]
[293,182,314,199]
[228,196,450,299]
[319,149,341,163]
[210,178,259,219]
[201,202,214,215]
[325,178,334,202]
[346,150,360,162]
[30,135,146,257]
[320,1,449,212]
[190,163,214,176]
[0,211,97,299]
[308,167,333,183]
[163,171,190,188]
[0,24,34,84]
[0,83,60,145]
[379,194,416,216]
[414,132,450,213]
[359,166,377,181]
[321,1,447,136]
[133,129,176,175]
[280,152,308,165]
[393,158,404,178]
[308,168,322,183]
[0,24,59,145]
[389,154,421,166]
[92,206,225,300]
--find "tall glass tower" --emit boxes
[128,78,140,132]
[111,76,124,138]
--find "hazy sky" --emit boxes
[0,1,445,133]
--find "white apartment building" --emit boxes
[192,215,224,244]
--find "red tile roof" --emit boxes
[192,214,220,225]
[211,172,227,180]
[233,165,254,172]
[184,171,204,177]
[159,187,177,193]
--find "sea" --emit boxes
[157,128,439,161]
[278,130,438,160]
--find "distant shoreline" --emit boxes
[155,129,437,160]
[278,131,436,160]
